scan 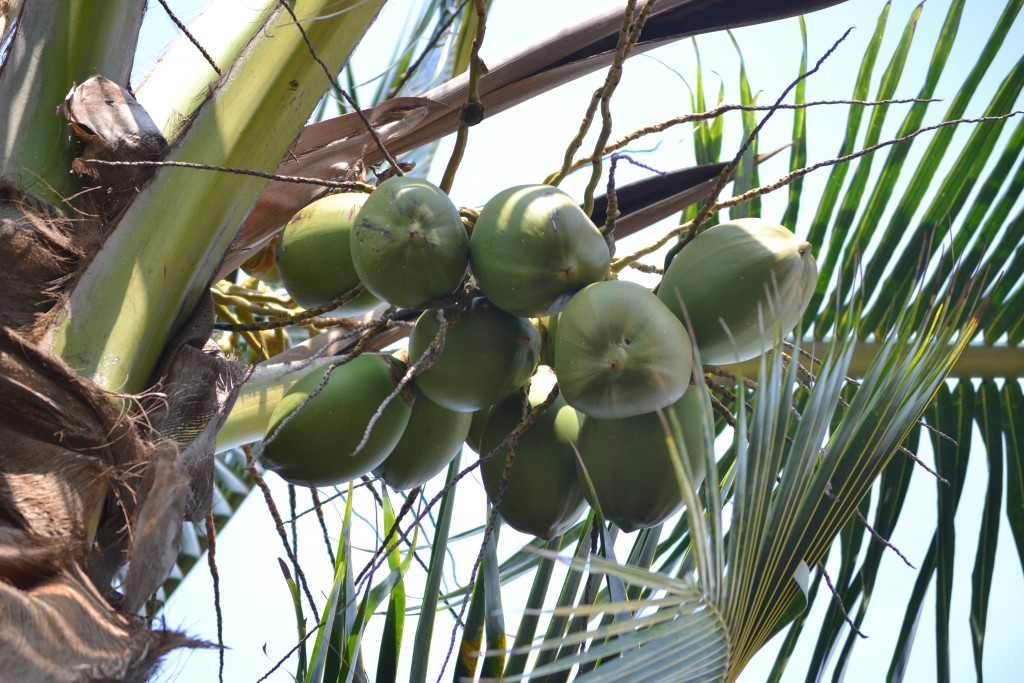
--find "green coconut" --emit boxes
[534,313,558,367]
[260,353,413,487]
[274,192,381,313]
[657,218,818,365]
[466,405,491,453]
[350,176,469,308]
[480,367,587,539]
[469,184,611,316]
[373,391,472,490]
[554,280,693,419]
[408,298,540,412]
[577,381,711,532]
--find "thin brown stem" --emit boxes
[818,562,867,639]
[310,488,335,565]
[715,111,1024,212]
[80,158,375,191]
[389,1,470,98]
[276,0,404,174]
[205,513,225,683]
[853,508,914,569]
[156,0,222,76]
[546,0,641,189]
[559,98,937,177]
[243,445,320,623]
[582,0,657,216]
[439,0,488,194]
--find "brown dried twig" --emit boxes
[818,562,867,639]
[79,158,375,191]
[205,512,226,683]
[243,445,320,623]
[561,97,936,177]
[715,111,1024,213]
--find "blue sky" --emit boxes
[140,1,1024,681]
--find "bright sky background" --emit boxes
[137,1,1024,681]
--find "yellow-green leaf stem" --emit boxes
[134,0,278,140]
[213,357,336,452]
[52,0,387,392]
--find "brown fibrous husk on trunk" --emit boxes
[0,173,238,678]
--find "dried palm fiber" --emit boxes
[0,327,205,681]
[0,180,84,332]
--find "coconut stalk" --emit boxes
[50,0,387,393]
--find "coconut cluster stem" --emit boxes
[555,98,936,179]
[544,0,650,193]
[581,0,657,217]
[439,0,488,194]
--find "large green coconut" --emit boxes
[408,298,540,412]
[470,184,611,316]
[657,218,818,365]
[373,391,472,490]
[350,176,469,308]
[480,367,587,539]
[466,405,491,453]
[274,192,381,313]
[576,381,711,532]
[555,280,693,419]
[260,353,413,487]
[534,313,558,367]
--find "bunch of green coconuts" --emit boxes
[261,177,818,538]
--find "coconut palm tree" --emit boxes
[0,0,1020,681]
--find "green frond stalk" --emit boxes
[52,0,387,392]
[135,0,279,139]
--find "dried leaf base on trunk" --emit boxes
[0,563,202,683]
[0,326,211,680]
[0,174,237,678]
